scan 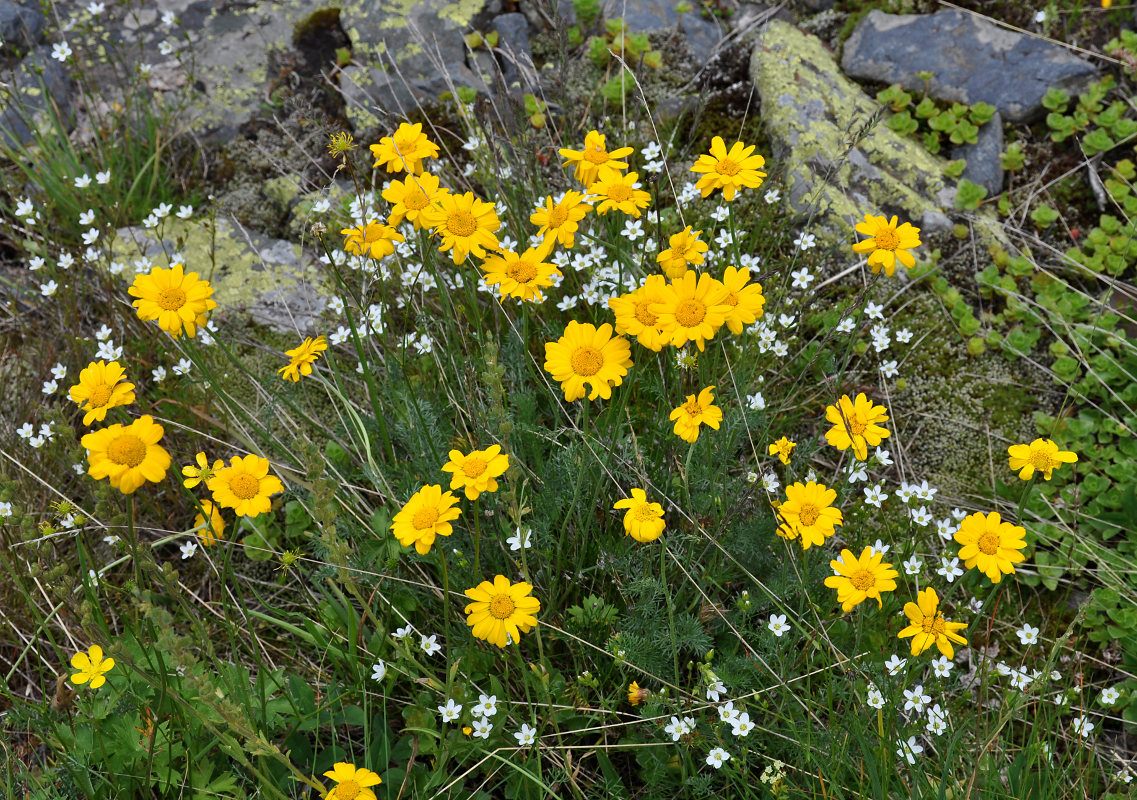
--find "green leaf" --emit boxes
[885,111,919,136]
[1001,142,1025,171]
[955,179,988,210]
[969,101,997,125]
[1082,127,1116,156]
[1031,204,1059,228]
[1042,87,1069,112]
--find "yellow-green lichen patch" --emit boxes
[111,219,330,334]
[750,20,950,238]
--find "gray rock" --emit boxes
[0,0,45,54]
[750,20,954,236]
[601,0,723,65]
[841,9,1098,123]
[491,12,537,94]
[341,61,487,128]
[0,45,74,149]
[796,0,835,10]
[113,218,328,335]
[954,111,1004,197]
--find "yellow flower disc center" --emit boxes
[848,418,867,436]
[583,147,608,164]
[506,260,538,284]
[412,506,440,530]
[633,301,658,327]
[674,299,706,327]
[850,570,876,591]
[633,503,658,521]
[89,383,113,408]
[797,503,820,527]
[446,210,477,237]
[335,780,362,800]
[229,473,261,500]
[461,457,488,478]
[107,433,146,467]
[715,157,740,177]
[157,287,187,311]
[683,399,702,416]
[489,593,516,620]
[977,532,1000,555]
[873,228,900,251]
[548,206,569,227]
[405,186,429,210]
[921,615,946,635]
[724,292,738,307]
[570,346,604,377]
[672,241,689,256]
[1029,450,1054,471]
[607,183,632,202]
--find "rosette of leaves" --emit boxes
[877,83,995,156]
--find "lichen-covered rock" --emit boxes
[601,0,723,65]
[750,20,954,237]
[337,0,476,127]
[0,0,45,56]
[841,9,1098,124]
[0,44,74,149]
[113,219,328,334]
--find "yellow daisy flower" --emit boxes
[464,574,541,647]
[70,644,115,688]
[441,445,510,500]
[481,246,561,303]
[628,681,650,705]
[69,360,135,426]
[851,214,922,276]
[277,335,327,382]
[823,546,899,611]
[767,436,796,465]
[656,226,709,279]
[543,320,633,402]
[954,511,1027,583]
[588,171,651,218]
[341,220,405,260]
[420,190,501,265]
[651,270,731,352]
[128,263,217,339]
[81,415,171,494]
[720,265,765,334]
[690,136,767,201]
[669,385,723,444]
[1006,438,1078,481]
[898,587,968,658]
[181,451,223,489]
[207,454,284,518]
[381,171,447,228]
[776,481,842,550]
[192,499,226,546]
[613,488,665,542]
[323,762,382,800]
[369,121,440,174]
[390,484,461,555]
[530,190,592,249]
[607,274,669,352]
[559,129,634,186]
[823,393,890,461]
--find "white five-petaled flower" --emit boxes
[473,693,498,717]
[884,654,907,675]
[896,736,923,765]
[936,556,963,583]
[1017,623,1040,646]
[507,527,533,551]
[730,712,755,737]
[706,746,730,769]
[903,556,922,576]
[437,699,462,722]
[768,614,790,637]
[371,661,386,682]
[515,723,537,746]
[179,540,198,559]
[793,232,816,251]
[1071,715,1094,739]
[790,267,814,289]
[1100,686,1120,706]
[903,685,931,714]
[931,655,953,678]
[866,685,885,709]
[863,484,888,508]
[471,717,492,738]
[420,634,442,656]
[52,41,72,62]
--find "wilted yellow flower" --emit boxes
[192,499,226,546]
